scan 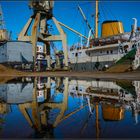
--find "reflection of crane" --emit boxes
[18,77,91,138]
[18,77,68,135]
[18,77,52,133]
[18,0,69,71]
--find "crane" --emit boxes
[18,0,89,71]
[18,0,69,71]
[77,5,94,36]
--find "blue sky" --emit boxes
[1,1,140,49]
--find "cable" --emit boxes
[56,2,92,11]
[100,2,116,36]
[102,2,120,34]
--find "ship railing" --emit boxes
[90,32,131,47]
[70,45,88,51]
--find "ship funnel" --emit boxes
[101,20,124,37]
[132,18,137,32]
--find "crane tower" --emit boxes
[18,0,69,71]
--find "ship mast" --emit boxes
[95,0,99,38]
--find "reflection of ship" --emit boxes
[68,78,140,138]
[68,78,140,126]
[0,81,33,104]
[102,104,124,121]
[68,79,136,102]
[0,77,140,138]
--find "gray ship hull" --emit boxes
[70,61,114,71]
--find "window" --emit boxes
[107,50,109,54]
[132,44,136,48]
[79,52,82,56]
[75,53,78,57]
[110,50,113,54]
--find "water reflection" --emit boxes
[0,77,140,138]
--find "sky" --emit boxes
[1,1,140,50]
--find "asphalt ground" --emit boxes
[0,71,140,80]
[0,64,140,80]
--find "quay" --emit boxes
[0,64,140,80]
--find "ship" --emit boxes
[68,1,140,72]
